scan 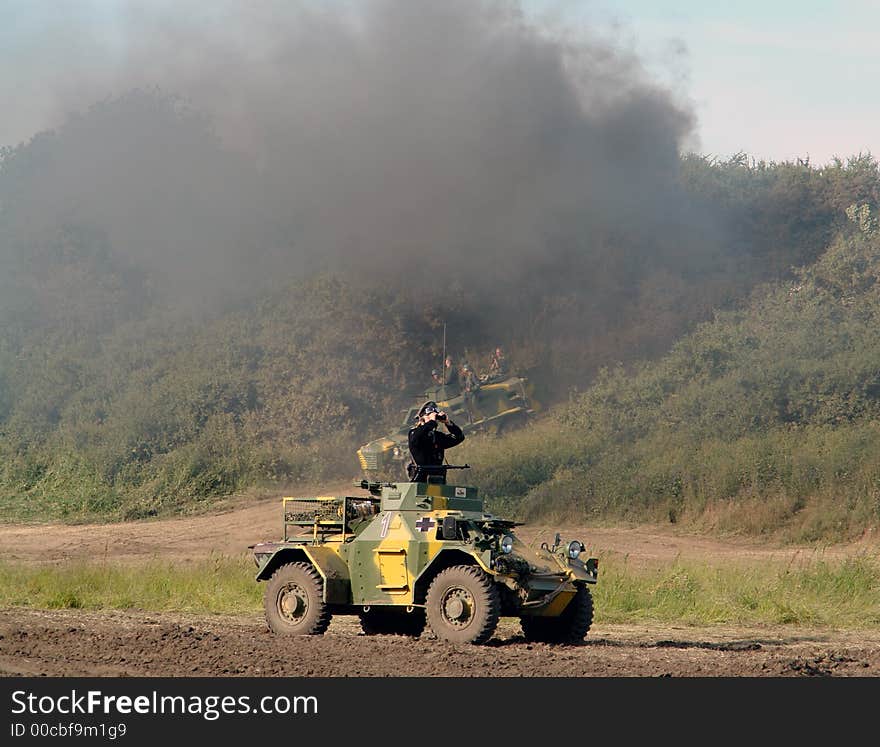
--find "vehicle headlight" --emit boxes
[500,535,514,554]
[568,540,584,559]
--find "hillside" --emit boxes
[2,91,880,529]
[463,201,880,541]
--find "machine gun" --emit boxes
[355,464,470,494]
[408,463,470,484]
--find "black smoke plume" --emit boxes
[2,0,705,387]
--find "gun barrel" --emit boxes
[417,464,470,472]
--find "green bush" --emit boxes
[463,222,880,539]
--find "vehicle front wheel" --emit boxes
[264,562,331,636]
[425,565,500,644]
[520,584,593,644]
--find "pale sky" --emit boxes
[2,0,877,165]
[529,0,879,164]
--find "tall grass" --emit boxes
[459,419,880,542]
[2,555,878,628]
[0,555,260,615]
[594,555,880,627]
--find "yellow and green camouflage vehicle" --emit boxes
[250,467,598,645]
[357,373,535,478]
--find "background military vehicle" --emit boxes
[250,468,598,645]
[357,371,535,476]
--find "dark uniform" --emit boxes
[443,357,456,385]
[407,402,465,483]
[489,347,508,378]
[459,363,481,423]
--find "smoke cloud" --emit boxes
[2,0,702,328]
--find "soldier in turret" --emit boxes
[407,401,464,483]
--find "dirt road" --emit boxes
[2,484,875,568]
[2,608,878,677]
[1,485,879,677]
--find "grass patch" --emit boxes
[594,554,880,628]
[1,554,878,629]
[0,555,261,615]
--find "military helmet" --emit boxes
[418,401,440,418]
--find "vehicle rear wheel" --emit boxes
[520,584,593,644]
[264,562,331,636]
[425,565,500,644]
[359,607,426,637]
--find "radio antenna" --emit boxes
[441,322,446,383]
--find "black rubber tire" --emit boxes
[520,584,593,644]
[425,565,500,644]
[264,562,331,636]
[358,607,427,637]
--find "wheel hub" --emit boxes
[278,583,308,622]
[442,588,474,626]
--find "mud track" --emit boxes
[2,608,878,677]
[2,484,880,677]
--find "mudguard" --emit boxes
[256,543,351,604]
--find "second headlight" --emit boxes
[568,540,584,559]
[500,535,514,554]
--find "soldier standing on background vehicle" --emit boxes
[489,346,508,379]
[443,356,456,386]
[459,362,481,423]
[407,401,464,483]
